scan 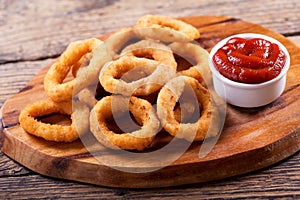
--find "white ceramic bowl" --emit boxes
[208,33,290,108]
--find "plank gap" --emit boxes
[283,31,300,37]
[0,54,60,65]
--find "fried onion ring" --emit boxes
[104,27,141,58]
[135,15,200,42]
[157,76,213,141]
[99,56,176,96]
[44,38,102,102]
[89,95,160,151]
[169,42,211,86]
[174,101,197,123]
[19,100,89,142]
[120,40,177,70]
[76,87,98,108]
[71,52,92,77]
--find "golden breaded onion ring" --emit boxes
[120,40,177,70]
[169,42,211,86]
[157,76,213,141]
[104,27,141,58]
[89,95,160,151]
[44,38,102,102]
[18,100,89,142]
[135,15,200,42]
[99,56,176,96]
[71,52,92,77]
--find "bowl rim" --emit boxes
[208,33,291,89]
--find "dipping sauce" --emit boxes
[212,37,287,84]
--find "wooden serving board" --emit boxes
[1,16,300,188]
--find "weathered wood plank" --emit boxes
[289,36,300,47]
[0,59,55,108]
[0,152,31,177]
[1,0,300,63]
[0,154,299,199]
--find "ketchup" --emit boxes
[212,37,286,84]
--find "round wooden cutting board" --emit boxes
[1,15,300,188]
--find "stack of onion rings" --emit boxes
[19,15,220,152]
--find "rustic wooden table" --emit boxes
[1,0,300,199]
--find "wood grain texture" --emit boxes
[0,157,299,199]
[1,0,300,198]
[1,15,300,189]
[1,0,300,63]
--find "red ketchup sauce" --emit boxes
[212,37,287,84]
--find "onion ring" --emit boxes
[169,42,211,86]
[104,27,142,58]
[157,76,213,141]
[99,56,176,96]
[19,100,89,142]
[135,15,200,42]
[120,40,177,70]
[71,52,92,77]
[76,87,98,108]
[174,102,197,123]
[89,95,160,151]
[44,38,102,102]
